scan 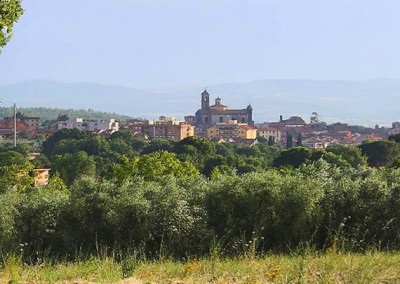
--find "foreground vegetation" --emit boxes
[2,162,400,260]
[1,251,400,283]
[1,131,400,282]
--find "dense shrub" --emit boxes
[2,142,400,261]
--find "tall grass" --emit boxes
[1,251,400,283]
[0,254,121,283]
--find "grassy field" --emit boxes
[1,251,400,283]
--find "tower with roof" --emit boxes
[192,90,254,136]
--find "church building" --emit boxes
[191,90,254,129]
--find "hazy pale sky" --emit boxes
[1,0,400,88]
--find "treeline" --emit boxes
[0,106,132,122]
[1,131,400,262]
[35,129,400,180]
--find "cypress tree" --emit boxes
[286,133,293,149]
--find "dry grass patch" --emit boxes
[1,252,400,283]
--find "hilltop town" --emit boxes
[2,90,399,149]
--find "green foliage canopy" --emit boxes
[326,145,367,168]
[273,147,349,168]
[110,151,199,183]
[42,129,96,156]
[2,156,400,259]
[0,0,23,51]
[0,151,33,192]
[359,140,400,167]
[389,133,400,143]
[52,151,96,186]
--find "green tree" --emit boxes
[107,131,138,157]
[42,129,95,156]
[52,151,96,186]
[326,145,367,168]
[174,136,216,170]
[0,151,33,192]
[273,147,312,168]
[310,112,320,125]
[0,188,21,251]
[286,133,293,149]
[256,136,268,144]
[52,139,81,155]
[57,114,69,121]
[64,177,120,252]
[142,139,175,154]
[359,140,400,167]
[15,111,26,120]
[137,151,199,181]
[0,142,30,156]
[175,136,216,157]
[256,144,281,167]
[234,144,261,157]
[80,136,110,156]
[389,133,400,143]
[106,156,139,184]
[65,175,210,257]
[296,133,303,147]
[0,0,23,51]
[110,151,199,183]
[202,154,228,177]
[391,157,400,168]
[206,169,324,251]
[108,129,144,153]
[273,147,349,168]
[310,151,349,168]
[215,143,234,156]
[267,136,275,146]
[0,150,28,167]
[16,186,69,256]
[109,138,134,157]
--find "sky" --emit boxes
[1,0,400,88]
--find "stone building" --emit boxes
[57,118,119,132]
[207,120,257,140]
[257,127,282,144]
[191,90,253,132]
[126,117,194,140]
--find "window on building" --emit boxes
[242,117,246,123]
[205,117,209,123]
[220,116,223,123]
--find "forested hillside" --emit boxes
[0,106,133,122]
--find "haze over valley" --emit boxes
[1,78,397,126]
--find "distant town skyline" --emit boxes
[1,0,400,89]
[0,78,399,128]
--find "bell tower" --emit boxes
[247,104,254,126]
[201,89,210,110]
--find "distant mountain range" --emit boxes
[0,79,399,126]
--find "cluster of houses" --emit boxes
[0,116,120,139]
[2,90,400,149]
[0,116,40,139]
